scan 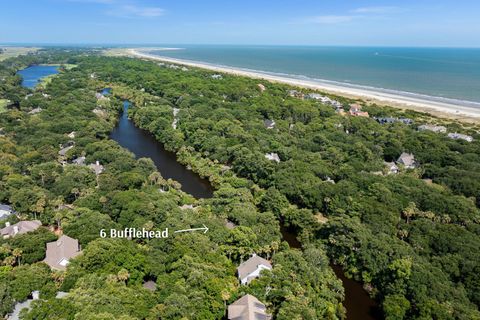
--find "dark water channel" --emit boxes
[111,99,381,319]
[110,101,213,198]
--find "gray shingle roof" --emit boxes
[237,255,272,282]
[44,235,82,271]
[228,295,270,320]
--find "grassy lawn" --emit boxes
[0,47,39,61]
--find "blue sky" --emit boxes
[1,0,480,46]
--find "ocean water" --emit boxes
[147,46,480,106]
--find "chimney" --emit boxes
[13,225,19,235]
[96,160,100,166]
[5,222,10,227]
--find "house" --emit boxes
[88,160,105,175]
[1,220,41,239]
[384,161,399,174]
[263,119,275,129]
[0,204,15,220]
[257,84,266,92]
[418,124,447,133]
[287,90,304,99]
[143,281,157,292]
[95,92,105,100]
[264,153,280,163]
[398,118,414,125]
[349,104,369,117]
[72,156,86,166]
[305,93,324,100]
[67,131,76,139]
[28,107,42,115]
[447,132,474,142]
[228,294,271,320]
[211,74,223,79]
[225,219,237,230]
[179,204,194,210]
[396,152,417,169]
[237,254,272,285]
[44,235,82,271]
[376,117,413,125]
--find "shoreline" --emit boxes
[127,49,480,124]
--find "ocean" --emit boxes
[146,46,480,106]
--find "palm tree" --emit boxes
[402,202,417,224]
[117,268,130,284]
[12,248,22,266]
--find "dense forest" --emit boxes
[1,49,479,319]
[0,50,345,319]
[78,56,480,319]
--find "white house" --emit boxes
[237,254,272,285]
[448,132,474,142]
[264,153,280,163]
[0,204,15,220]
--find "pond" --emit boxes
[17,65,59,89]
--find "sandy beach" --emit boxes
[127,48,480,124]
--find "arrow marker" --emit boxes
[174,224,209,234]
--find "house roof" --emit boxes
[1,220,41,237]
[88,161,104,175]
[44,235,81,271]
[237,255,272,281]
[0,204,14,219]
[397,152,416,167]
[143,281,157,291]
[72,156,86,165]
[263,119,275,128]
[228,294,270,320]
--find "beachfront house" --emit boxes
[349,104,369,117]
[44,235,82,271]
[237,254,272,285]
[263,119,276,129]
[1,220,41,239]
[447,132,474,142]
[258,84,266,92]
[418,124,447,133]
[305,93,325,101]
[0,204,15,220]
[287,90,304,99]
[376,117,413,125]
[228,294,271,320]
[211,74,223,79]
[396,152,417,169]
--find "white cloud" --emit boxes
[309,15,355,24]
[67,0,116,3]
[107,5,165,18]
[351,6,401,14]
